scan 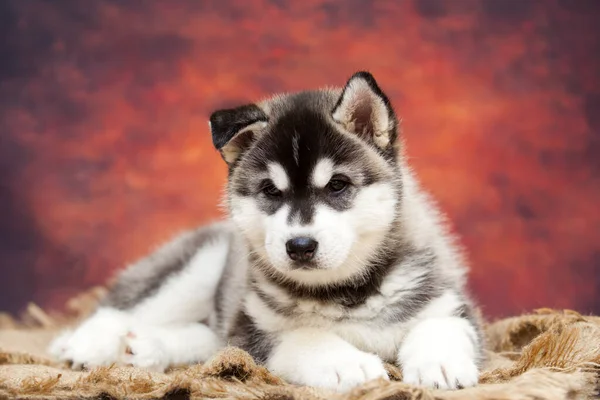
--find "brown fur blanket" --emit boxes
[0,288,599,400]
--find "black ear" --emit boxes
[209,104,268,164]
[332,71,398,149]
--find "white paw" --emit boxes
[121,330,170,372]
[47,329,74,359]
[401,350,478,390]
[50,308,130,369]
[161,324,223,365]
[273,348,388,392]
[399,317,479,390]
[268,331,389,392]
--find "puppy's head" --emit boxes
[209,72,402,286]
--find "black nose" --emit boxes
[286,237,318,262]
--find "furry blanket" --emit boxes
[0,288,599,400]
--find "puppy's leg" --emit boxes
[122,323,223,372]
[398,292,481,390]
[110,225,232,326]
[48,224,231,370]
[267,328,389,392]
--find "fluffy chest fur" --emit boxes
[243,290,409,362]
[227,248,449,363]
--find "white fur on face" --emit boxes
[230,197,265,253]
[230,178,398,286]
[268,162,289,191]
[311,158,334,187]
[264,204,355,276]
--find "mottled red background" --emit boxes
[1,0,599,319]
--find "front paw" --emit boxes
[399,318,479,390]
[268,339,388,392]
[121,330,170,372]
[401,351,478,390]
[50,308,130,370]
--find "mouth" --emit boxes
[289,260,321,270]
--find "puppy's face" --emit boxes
[210,72,402,286]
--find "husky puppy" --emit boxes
[49,72,484,392]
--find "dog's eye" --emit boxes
[261,181,283,197]
[326,176,349,194]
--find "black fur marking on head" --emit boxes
[238,100,381,224]
[209,104,268,150]
[228,310,273,365]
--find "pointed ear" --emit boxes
[332,71,398,149]
[209,104,268,164]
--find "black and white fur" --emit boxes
[49,72,484,392]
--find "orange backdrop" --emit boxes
[1,0,599,318]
